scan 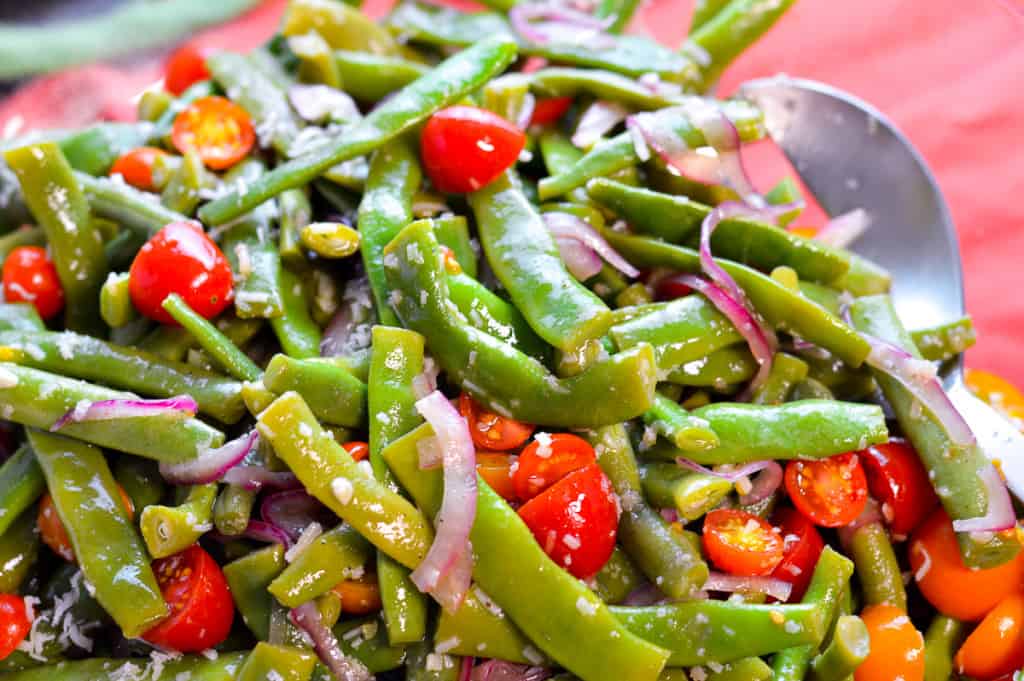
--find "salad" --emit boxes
[0,0,1020,680]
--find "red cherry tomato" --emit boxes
[702,508,785,576]
[342,441,370,462]
[654,276,692,302]
[129,221,233,325]
[165,44,211,96]
[2,246,64,320]
[529,96,573,126]
[0,594,31,661]
[143,545,234,652]
[518,463,619,579]
[476,452,518,502]
[109,147,169,192]
[458,393,535,452]
[770,506,825,601]
[420,106,526,194]
[513,432,596,501]
[171,95,255,170]
[784,452,868,527]
[860,440,938,538]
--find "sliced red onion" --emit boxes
[516,93,537,131]
[158,430,258,486]
[660,508,680,523]
[241,520,293,547]
[261,490,334,541]
[736,461,782,506]
[703,572,792,602]
[814,208,872,249]
[413,356,440,400]
[571,101,629,149]
[222,465,300,491]
[459,658,474,681]
[544,211,639,278]
[626,121,651,162]
[638,72,684,98]
[431,543,475,613]
[288,84,360,123]
[952,463,1016,533]
[411,391,477,611]
[837,497,884,549]
[290,601,373,681]
[556,237,603,281]
[677,457,774,482]
[418,435,443,470]
[471,659,551,681]
[622,583,665,606]
[508,2,613,48]
[51,395,198,431]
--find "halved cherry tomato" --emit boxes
[143,545,234,652]
[129,221,233,325]
[860,440,938,538]
[966,368,1024,431]
[171,95,255,170]
[770,506,825,601]
[855,604,925,681]
[702,508,784,576]
[2,245,64,320]
[512,432,596,501]
[0,594,31,661]
[909,508,1024,621]
[38,486,134,563]
[342,441,370,462]
[477,452,518,502]
[439,246,463,274]
[109,146,169,192]
[458,393,535,452]
[333,573,383,615]
[529,96,573,127]
[787,225,819,239]
[654,276,692,302]
[420,106,526,193]
[955,592,1024,680]
[165,44,212,96]
[518,463,619,579]
[784,452,868,527]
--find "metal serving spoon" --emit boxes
[740,76,1024,500]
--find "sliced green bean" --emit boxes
[432,214,478,279]
[224,544,287,641]
[664,345,757,388]
[269,523,374,607]
[270,266,323,359]
[849,521,906,610]
[75,171,189,236]
[335,50,429,102]
[640,463,733,522]
[434,588,545,664]
[162,294,261,382]
[751,352,808,405]
[140,483,217,559]
[0,510,40,594]
[643,393,720,451]
[924,615,965,681]
[911,316,976,362]
[238,642,316,681]
[0,444,45,537]
[592,547,645,604]
[263,354,367,427]
[114,456,165,518]
[808,615,870,681]
[689,0,797,89]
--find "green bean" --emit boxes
[911,316,976,362]
[160,149,208,215]
[751,352,809,405]
[592,547,645,604]
[213,483,257,536]
[432,214,478,279]
[0,444,45,537]
[790,376,835,401]
[238,642,316,681]
[290,29,343,89]
[809,615,871,681]
[99,272,136,328]
[113,456,165,516]
[640,463,732,522]
[434,588,546,664]
[405,641,464,681]
[138,325,194,362]
[51,121,153,178]
[268,523,373,607]
[282,0,402,55]
[333,616,407,672]
[0,509,40,593]
[689,0,732,33]
[0,227,46,262]
[447,270,549,361]
[482,73,533,123]
[299,222,361,258]
[263,354,367,427]
[834,251,892,296]
[594,0,642,33]
[140,483,217,559]
[162,294,262,382]
[0,653,249,681]
[335,50,429,103]
[923,615,965,681]
[704,657,773,681]
[849,521,907,610]
[664,345,757,388]
[279,188,312,267]
[643,393,720,451]
[249,46,296,91]
[271,265,323,359]
[689,0,797,89]
[224,544,286,641]
[530,68,679,109]
[74,171,190,236]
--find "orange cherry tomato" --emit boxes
[788,225,819,239]
[702,508,784,577]
[476,452,518,502]
[908,507,1024,621]
[38,486,134,563]
[165,44,212,96]
[966,368,1024,432]
[784,452,868,527]
[0,594,31,661]
[333,573,383,615]
[955,592,1024,680]
[109,147,169,192]
[420,106,526,193]
[143,545,234,652]
[2,245,64,320]
[770,506,825,601]
[518,463,619,579]
[855,604,925,681]
[458,393,535,452]
[171,95,255,170]
[342,441,370,462]
[529,96,573,126]
[512,432,596,501]
[860,439,938,538]
[439,246,463,274]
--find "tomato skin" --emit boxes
[2,246,64,320]
[909,508,1024,621]
[333,574,383,615]
[702,509,785,576]
[129,221,233,325]
[109,147,168,192]
[955,592,1024,680]
[655,277,693,301]
[787,225,819,239]
[38,487,134,563]
[784,452,868,528]
[770,506,825,601]
[171,96,255,170]
[855,604,925,681]
[458,393,535,452]
[517,463,619,579]
[860,440,938,538]
[513,432,596,501]
[165,44,211,96]
[529,97,573,126]
[420,106,526,194]
[342,441,370,462]
[143,545,234,652]
[476,452,518,502]
[0,594,31,661]
[966,368,1024,431]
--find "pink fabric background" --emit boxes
[2,0,1021,381]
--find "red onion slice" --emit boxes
[222,465,301,492]
[51,395,198,431]
[814,208,872,249]
[290,601,373,681]
[241,520,293,547]
[158,430,258,486]
[508,2,613,47]
[952,463,1016,533]
[471,660,551,681]
[676,457,773,482]
[544,211,640,278]
[836,497,884,549]
[261,490,334,541]
[622,583,665,606]
[703,572,792,602]
[516,93,537,131]
[459,658,474,681]
[572,101,629,149]
[430,543,475,613]
[411,391,477,611]
[556,237,603,281]
[736,461,783,505]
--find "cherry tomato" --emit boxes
[0,594,31,661]
[458,393,535,452]
[966,368,1024,431]
[518,463,618,579]
[770,506,825,601]
[955,592,1024,680]
[342,441,370,462]
[855,604,925,681]
[476,452,518,502]
[171,95,255,170]
[143,545,234,652]
[38,487,134,563]
[129,221,233,325]
[529,96,573,126]
[439,246,463,274]
[654,276,692,301]
[165,44,212,96]
[2,246,64,320]
[333,573,383,615]
[908,508,1024,621]
[109,147,169,192]
[784,452,868,527]
[512,432,596,501]
[787,225,819,239]
[702,508,784,576]
[860,440,938,538]
[420,106,526,194]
